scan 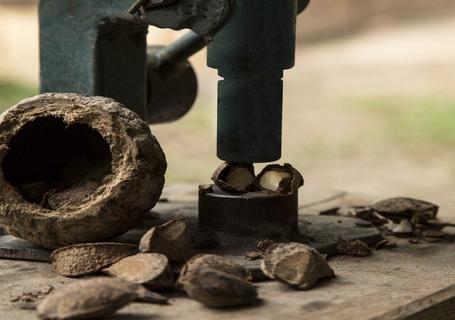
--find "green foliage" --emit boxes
[0,80,37,113]
[352,94,455,148]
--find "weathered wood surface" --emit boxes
[1,185,455,320]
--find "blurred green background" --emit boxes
[0,80,36,113]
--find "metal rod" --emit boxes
[152,31,207,71]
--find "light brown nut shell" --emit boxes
[183,269,258,308]
[103,253,174,290]
[177,254,251,289]
[37,277,139,320]
[51,242,138,277]
[254,163,303,195]
[139,218,193,262]
[211,162,255,193]
[261,242,334,290]
[0,93,166,249]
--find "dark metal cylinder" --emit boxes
[199,186,299,238]
[207,0,297,163]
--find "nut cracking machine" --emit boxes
[37,0,382,259]
[40,0,310,241]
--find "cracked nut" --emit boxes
[255,163,303,194]
[261,242,334,290]
[211,162,255,193]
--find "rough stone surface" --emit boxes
[51,243,138,277]
[37,277,139,320]
[103,253,174,290]
[183,269,258,308]
[0,93,167,249]
[261,242,335,290]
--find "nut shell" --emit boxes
[37,277,139,320]
[51,242,138,277]
[183,269,258,308]
[177,254,251,289]
[103,253,174,290]
[211,162,255,193]
[139,218,193,262]
[372,197,438,222]
[255,163,303,194]
[261,242,334,290]
[0,93,166,248]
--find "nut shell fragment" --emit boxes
[255,163,303,194]
[37,277,139,320]
[211,162,255,193]
[261,242,334,290]
[374,239,397,250]
[177,254,251,289]
[183,269,258,308]
[103,253,174,290]
[51,243,137,277]
[372,197,438,223]
[139,218,193,262]
[336,239,371,257]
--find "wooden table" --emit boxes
[1,185,454,320]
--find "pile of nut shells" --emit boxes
[324,197,453,256]
[356,197,454,244]
[36,217,335,320]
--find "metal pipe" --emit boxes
[207,0,297,163]
[151,31,207,74]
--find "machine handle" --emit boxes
[151,31,207,75]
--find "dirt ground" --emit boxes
[1,7,455,218]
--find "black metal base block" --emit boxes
[199,185,299,239]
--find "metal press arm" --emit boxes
[133,0,311,162]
